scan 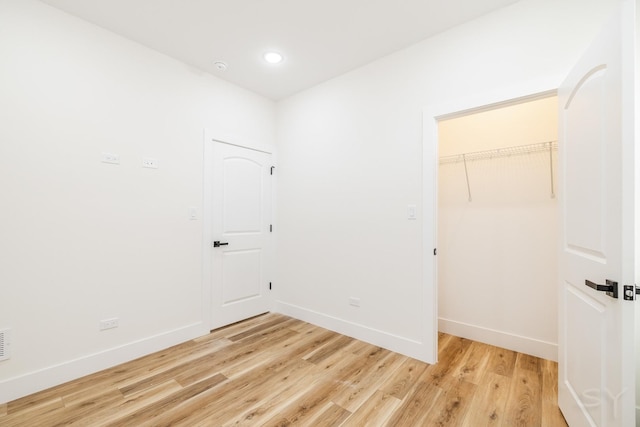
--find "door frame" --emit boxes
[422,85,558,363]
[202,129,275,331]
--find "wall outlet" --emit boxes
[99,318,119,331]
[101,152,120,165]
[349,297,361,307]
[142,157,158,169]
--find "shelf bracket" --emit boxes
[463,154,472,202]
[549,142,555,199]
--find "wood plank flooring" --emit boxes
[0,313,568,426]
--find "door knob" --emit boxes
[213,241,229,248]
[585,279,618,299]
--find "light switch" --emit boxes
[407,204,417,220]
[189,207,197,220]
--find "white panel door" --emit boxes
[210,141,272,329]
[558,2,635,426]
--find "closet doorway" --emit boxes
[437,95,558,361]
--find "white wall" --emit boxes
[275,0,619,360]
[438,97,558,360]
[0,0,275,403]
[0,0,625,405]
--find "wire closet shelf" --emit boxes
[438,140,558,201]
[438,141,558,165]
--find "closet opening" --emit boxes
[436,94,558,361]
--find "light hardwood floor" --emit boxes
[0,313,568,426]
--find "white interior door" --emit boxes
[208,140,273,329]
[558,2,635,426]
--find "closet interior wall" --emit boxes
[437,96,559,361]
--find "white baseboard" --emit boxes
[0,322,207,404]
[274,301,433,363]
[439,317,558,361]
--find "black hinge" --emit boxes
[270,166,275,175]
[270,224,273,232]
[269,282,272,290]
[433,248,437,256]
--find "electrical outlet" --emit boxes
[101,152,120,165]
[349,297,361,307]
[99,318,119,331]
[142,157,158,169]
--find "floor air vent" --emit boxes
[0,329,11,361]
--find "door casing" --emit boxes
[423,87,558,364]
[202,130,275,330]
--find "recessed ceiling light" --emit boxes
[263,52,283,64]
[214,61,228,71]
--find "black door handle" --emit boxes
[213,241,229,248]
[585,279,618,299]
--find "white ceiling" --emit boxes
[40,0,521,100]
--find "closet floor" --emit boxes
[1,313,567,426]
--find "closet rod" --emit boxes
[439,141,558,165]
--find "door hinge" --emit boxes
[270,166,275,175]
[433,248,437,256]
[270,224,273,232]
[623,284,638,301]
[269,282,272,290]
